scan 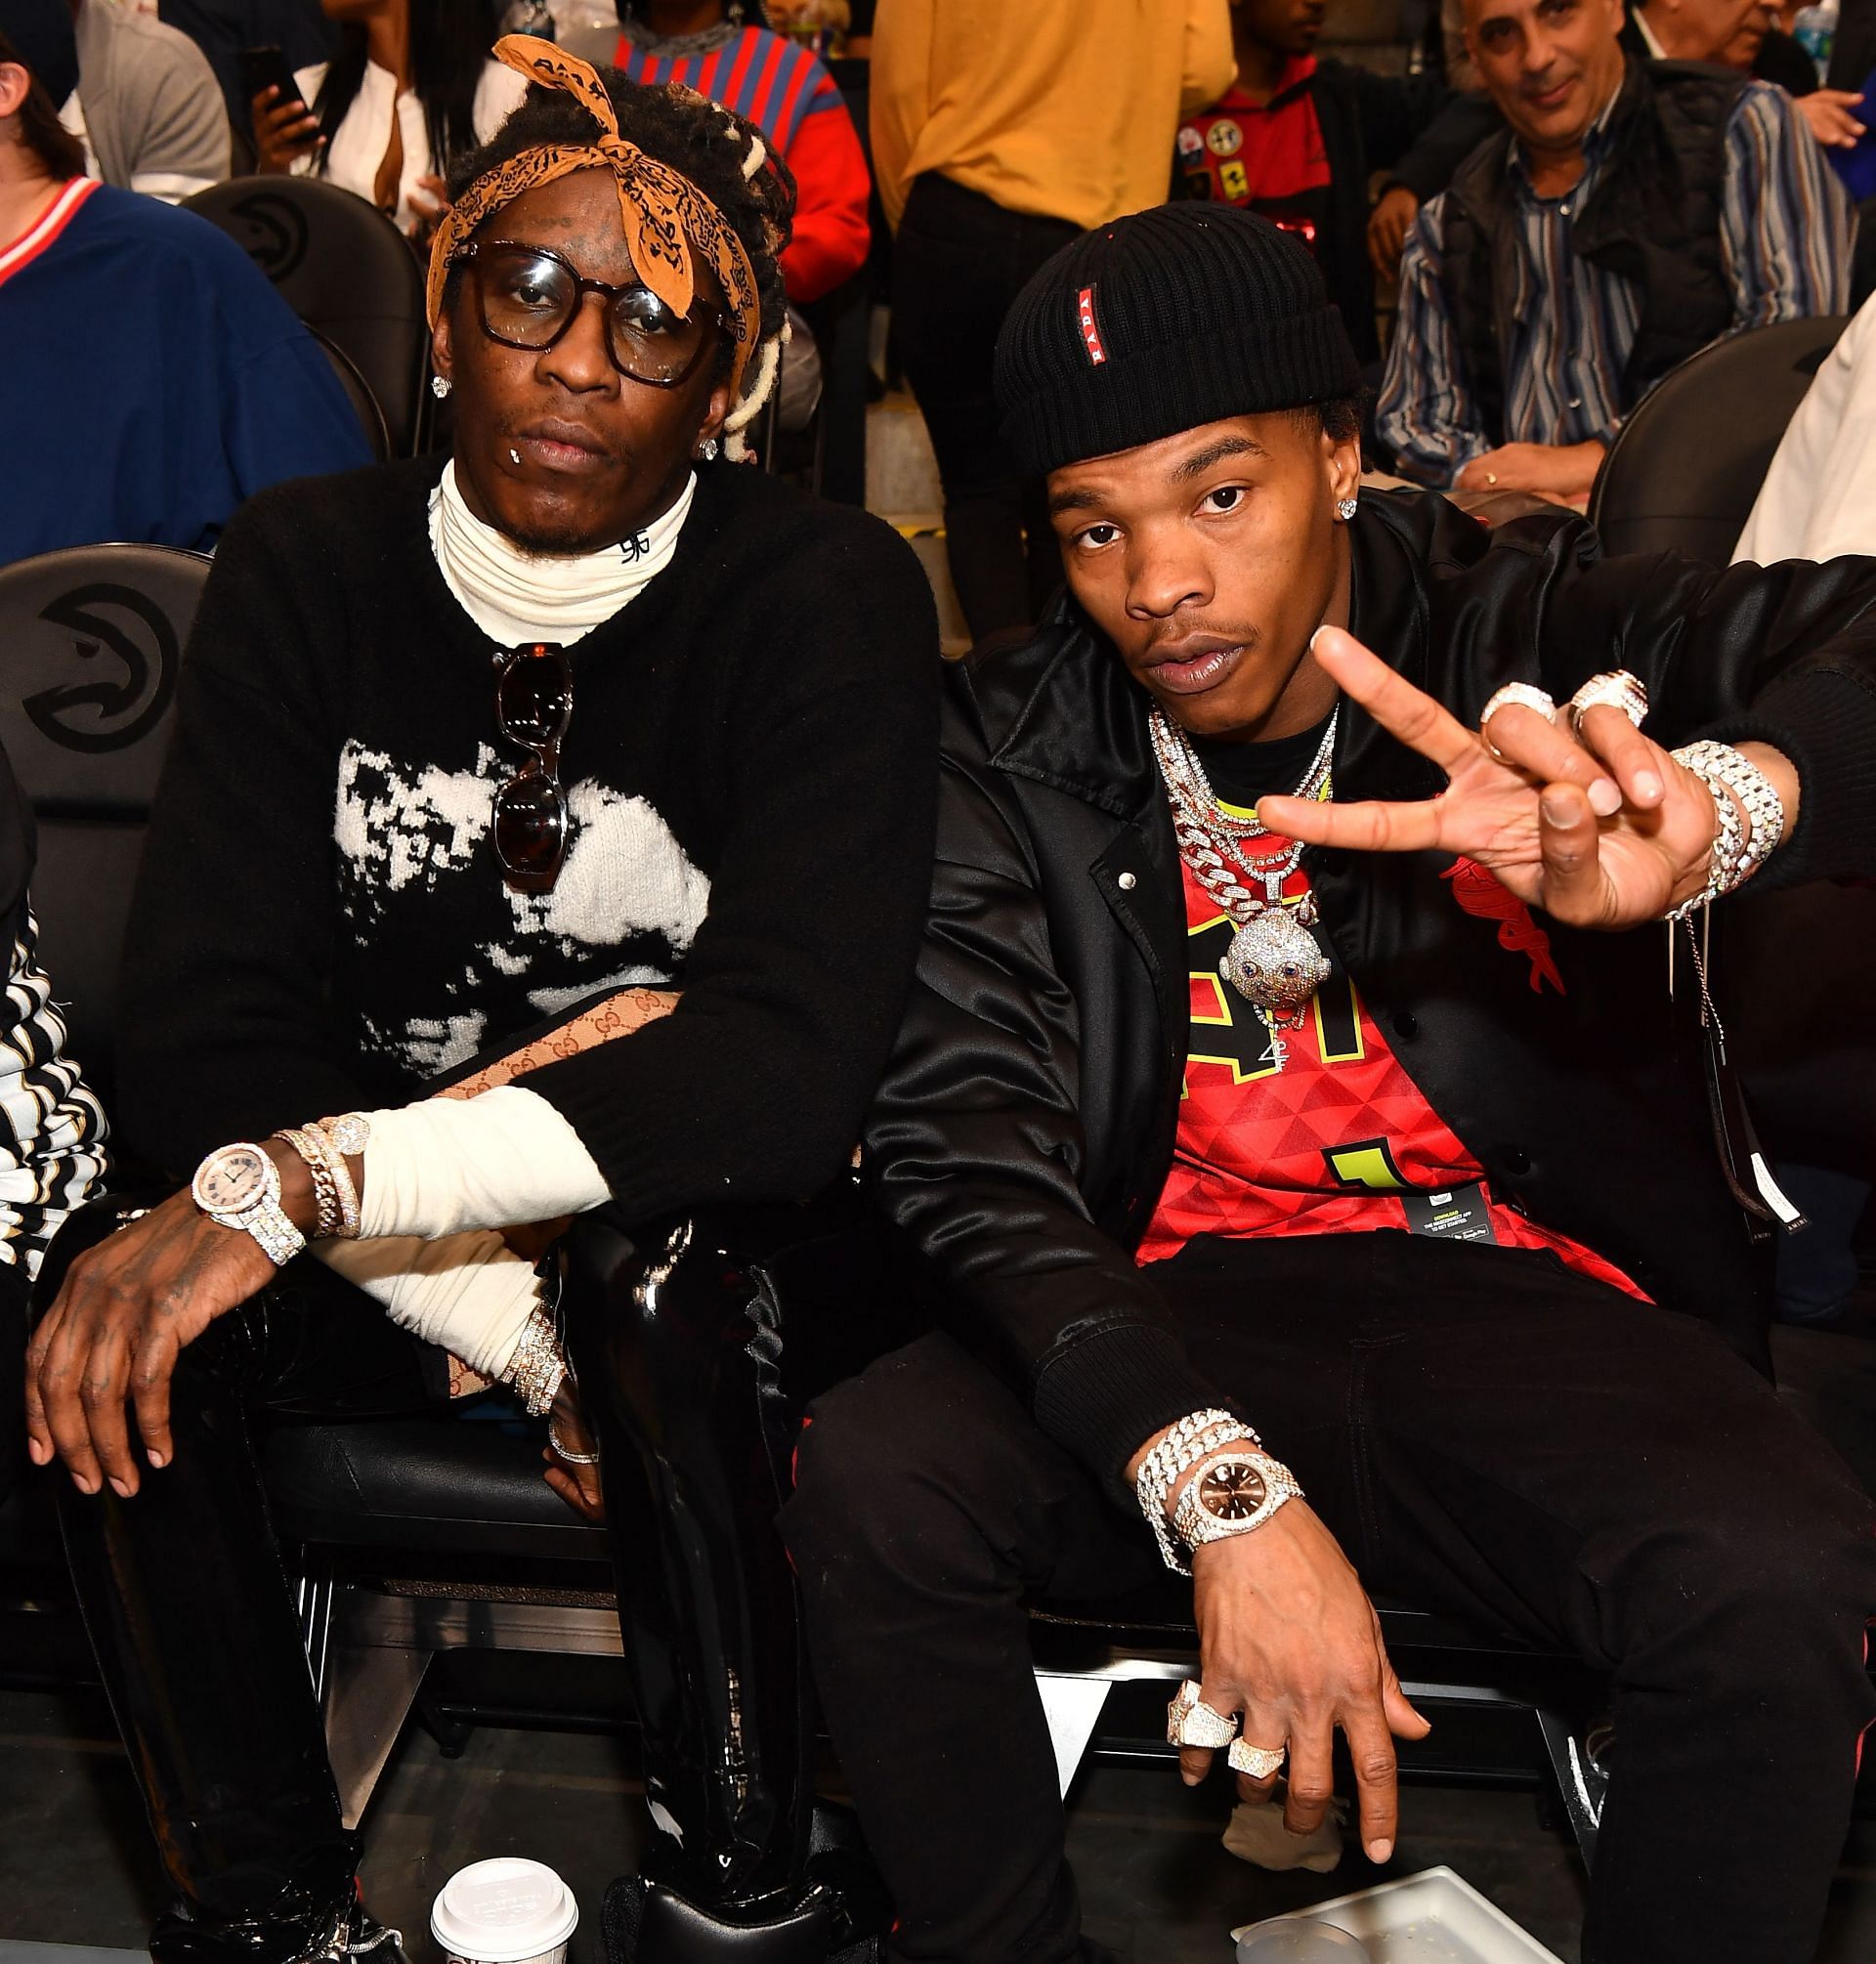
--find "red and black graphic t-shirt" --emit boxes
[1136,728,1644,1299]
[1175,64,1333,260]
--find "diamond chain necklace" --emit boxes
[1149,705,1339,1067]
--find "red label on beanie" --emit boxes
[1077,284,1107,365]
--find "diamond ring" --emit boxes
[1566,669,1649,739]
[547,1419,600,1467]
[1167,1680,1239,1750]
[1479,682,1558,764]
[1228,1738,1288,1779]
[1166,1677,1197,1745]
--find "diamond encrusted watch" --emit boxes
[1172,1450,1304,1555]
[191,1142,307,1267]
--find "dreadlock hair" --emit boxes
[447,67,796,457]
[315,0,506,179]
[0,29,85,182]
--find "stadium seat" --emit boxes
[1590,315,1849,564]
[310,324,393,463]
[0,543,209,1101]
[183,176,432,457]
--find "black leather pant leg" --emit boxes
[559,1212,818,1920]
[33,1194,442,1948]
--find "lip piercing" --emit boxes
[508,448,523,465]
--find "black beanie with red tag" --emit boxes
[994,202,1360,479]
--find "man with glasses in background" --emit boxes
[25,43,937,1964]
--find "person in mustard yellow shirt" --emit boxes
[872,0,1232,638]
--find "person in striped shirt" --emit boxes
[1375,0,1853,503]
[0,727,108,1510]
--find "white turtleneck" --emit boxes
[316,465,701,1386]
[427,458,697,648]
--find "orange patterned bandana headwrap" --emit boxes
[427,35,761,401]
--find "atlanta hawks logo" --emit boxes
[1077,283,1107,365]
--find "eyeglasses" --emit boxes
[493,641,573,894]
[450,240,727,386]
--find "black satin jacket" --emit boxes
[863,489,1876,1493]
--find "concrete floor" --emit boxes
[4,1677,1876,1963]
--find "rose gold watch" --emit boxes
[191,1142,307,1267]
[1172,1451,1303,1554]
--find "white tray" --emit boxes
[1230,1865,1566,1963]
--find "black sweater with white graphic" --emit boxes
[117,456,941,1218]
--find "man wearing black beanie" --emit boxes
[783,202,1876,1963]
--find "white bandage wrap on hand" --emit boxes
[315,1231,541,1381]
[357,1086,610,1240]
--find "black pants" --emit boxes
[39,1205,448,1947]
[783,1232,1876,1964]
[890,173,1079,641]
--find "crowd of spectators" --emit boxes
[251,0,523,238]
[6,0,1872,565]
[4,1,1876,1961]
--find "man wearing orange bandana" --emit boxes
[26,40,938,1963]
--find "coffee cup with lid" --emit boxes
[431,1857,578,1964]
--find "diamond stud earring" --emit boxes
[430,374,452,400]
[697,437,720,462]
[1336,496,1357,521]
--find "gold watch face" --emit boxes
[1198,1459,1267,1521]
[197,1146,268,1214]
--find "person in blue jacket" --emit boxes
[0,0,370,567]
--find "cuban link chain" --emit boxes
[1149,706,1338,1073]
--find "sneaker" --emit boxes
[329,1907,406,1964]
[150,1893,405,1964]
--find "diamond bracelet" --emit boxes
[507,1300,567,1417]
[272,1129,341,1239]
[1135,1408,1261,1576]
[1134,1409,1242,1517]
[277,1124,365,1239]
[1666,741,1784,921]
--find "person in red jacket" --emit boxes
[565,0,871,427]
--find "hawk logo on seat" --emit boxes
[228,191,311,282]
[28,584,179,753]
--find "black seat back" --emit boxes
[1590,316,1848,564]
[0,545,210,1102]
[183,176,430,456]
[308,324,393,462]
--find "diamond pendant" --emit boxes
[1221,896,1332,1022]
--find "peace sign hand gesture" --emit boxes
[1258,629,1796,931]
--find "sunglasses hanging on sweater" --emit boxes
[493,641,573,893]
